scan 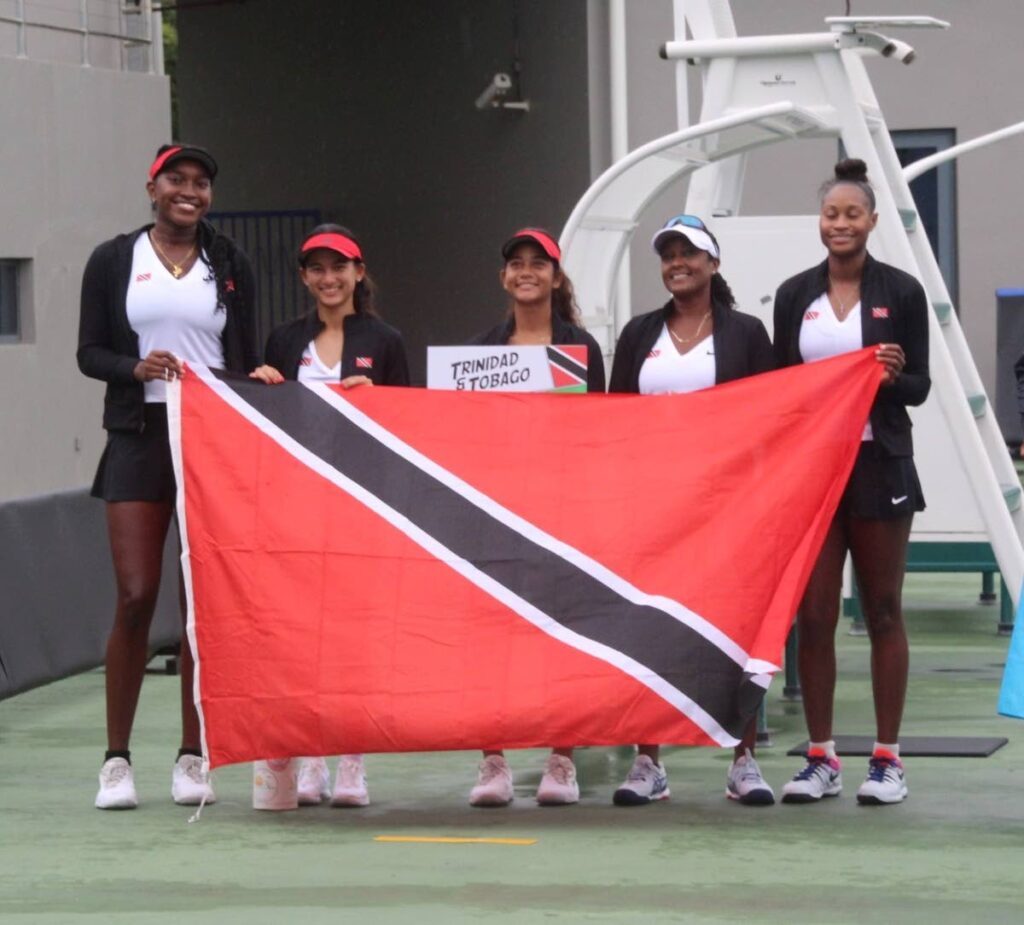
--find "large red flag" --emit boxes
[169,349,880,769]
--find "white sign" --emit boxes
[427,345,589,392]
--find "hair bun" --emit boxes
[834,158,869,183]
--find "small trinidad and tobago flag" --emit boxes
[355,357,374,370]
[545,345,588,390]
[169,349,881,768]
[136,272,151,283]
[872,306,890,319]
[804,310,819,320]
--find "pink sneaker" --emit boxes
[331,755,369,807]
[469,755,513,807]
[536,755,579,805]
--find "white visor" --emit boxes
[651,225,720,260]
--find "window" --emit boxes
[891,129,959,307]
[0,261,20,341]
[840,130,959,307]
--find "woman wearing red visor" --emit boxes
[78,143,259,810]
[250,224,409,808]
[252,224,409,388]
[465,228,605,808]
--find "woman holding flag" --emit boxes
[465,228,605,808]
[608,212,775,808]
[773,158,930,805]
[250,224,410,807]
[77,143,259,809]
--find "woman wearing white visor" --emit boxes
[608,213,775,807]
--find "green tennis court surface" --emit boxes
[2,574,1021,924]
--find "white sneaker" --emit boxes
[297,757,331,805]
[780,750,842,803]
[726,749,775,806]
[95,757,138,810]
[171,754,216,806]
[613,755,670,806]
[331,754,369,807]
[536,754,579,805]
[469,755,514,807]
[856,754,908,805]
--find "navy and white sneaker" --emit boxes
[856,753,907,805]
[780,749,842,803]
[613,755,670,806]
[726,749,775,806]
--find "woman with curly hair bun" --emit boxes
[774,158,930,806]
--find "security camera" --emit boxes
[881,38,916,64]
[475,72,513,110]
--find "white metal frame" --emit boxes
[561,3,1024,605]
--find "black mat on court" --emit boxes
[787,735,1008,758]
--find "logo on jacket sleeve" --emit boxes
[356,357,374,369]
[872,306,890,318]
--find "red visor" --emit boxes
[301,233,363,262]
[502,228,561,263]
[148,146,183,180]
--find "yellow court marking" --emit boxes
[373,836,537,846]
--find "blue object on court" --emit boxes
[997,579,1024,719]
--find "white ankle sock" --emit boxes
[809,739,837,759]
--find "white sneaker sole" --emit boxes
[330,793,370,807]
[95,796,138,810]
[726,787,776,806]
[780,786,841,804]
[172,791,216,806]
[536,789,579,806]
[612,786,670,806]
[856,786,907,805]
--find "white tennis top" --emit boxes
[799,291,872,440]
[126,233,223,402]
[297,340,341,382]
[638,324,716,395]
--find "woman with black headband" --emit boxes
[608,213,775,808]
[774,159,929,806]
[250,224,410,807]
[78,143,259,809]
[465,227,605,808]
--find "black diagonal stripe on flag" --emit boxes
[214,372,758,737]
[546,346,588,383]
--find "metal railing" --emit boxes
[0,0,161,73]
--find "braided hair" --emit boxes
[197,219,235,314]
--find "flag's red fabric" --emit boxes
[170,349,881,769]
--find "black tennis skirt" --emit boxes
[91,403,176,503]
[840,441,925,520]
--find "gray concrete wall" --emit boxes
[609,1,1024,397]
[176,0,593,384]
[0,55,170,503]
[0,489,181,699]
[0,1,175,696]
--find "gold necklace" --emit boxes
[829,278,861,321]
[668,310,711,346]
[149,232,197,279]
